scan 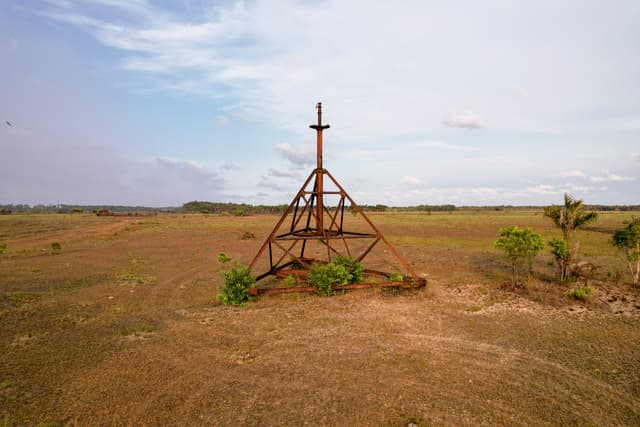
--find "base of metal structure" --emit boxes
[249,168,426,293]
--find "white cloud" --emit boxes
[442,112,486,130]
[401,175,420,185]
[525,184,559,195]
[415,140,477,151]
[221,161,241,171]
[564,184,607,193]
[554,170,586,178]
[0,130,224,206]
[33,1,640,140]
[257,176,286,191]
[43,0,72,8]
[268,168,299,178]
[275,143,315,167]
[589,171,636,183]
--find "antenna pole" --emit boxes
[310,102,330,235]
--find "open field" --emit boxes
[1,211,639,425]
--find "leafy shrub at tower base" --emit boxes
[217,263,256,306]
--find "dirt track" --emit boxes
[1,213,639,425]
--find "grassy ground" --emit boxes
[0,211,639,426]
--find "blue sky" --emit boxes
[1,0,638,206]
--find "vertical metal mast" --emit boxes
[309,102,330,235]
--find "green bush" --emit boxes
[566,285,593,301]
[284,275,296,286]
[331,255,364,284]
[548,238,571,282]
[0,242,6,254]
[217,263,256,306]
[611,216,640,285]
[308,262,350,296]
[494,226,543,285]
[389,273,403,282]
[217,252,231,264]
[50,242,62,253]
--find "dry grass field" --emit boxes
[1,211,639,426]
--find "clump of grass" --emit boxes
[241,231,255,240]
[0,380,14,390]
[120,325,155,337]
[116,270,154,285]
[50,242,62,253]
[389,273,404,282]
[0,242,6,254]
[1,291,38,307]
[566,285,593,301]
[284,275,296,286]
[217,252,232,263]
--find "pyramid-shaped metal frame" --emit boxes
[249,103,426,294]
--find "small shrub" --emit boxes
[331,255,364,284]
[284,275,296,286]
[566,285,593,301]
[308,262,350,296]
[548,238,571,283]
[50,242,62,253]
[494,226,544,285]
[217,252,232,264]
[233,209,244,217]
[241,231,255,240]
[0,242,6,254]
[218,263,256,306]
[389,273,403,282]
[611,216,640,285]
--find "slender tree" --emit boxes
[494,226,544,286]
[611,217,640,285]
[543,193,598,242]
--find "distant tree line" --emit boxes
[181,201,288,215]
[2,202,639,216]
[0,204,169,214]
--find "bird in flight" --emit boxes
[5,121,11,126]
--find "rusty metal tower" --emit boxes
[249,102,426,294]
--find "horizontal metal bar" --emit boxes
[302,191,343,195]
[256,279,426,295]
[275,234,377,241]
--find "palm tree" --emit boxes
[544,193,598,242]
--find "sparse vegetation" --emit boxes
[241,231,255,240]
[308,262,348,296]
[217,252,232,264]
[0,242,6,254]
[494,226,543,285]
[307,256,365,296]
[611,216,640,285]
[548,237,571,283]
[566,285,593,301]
[217,263,256,306]
[544,193,598,243]
[389,273,403,282]
[50,242,61,253]
[331,255,364,284]
[1,211,640,425]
